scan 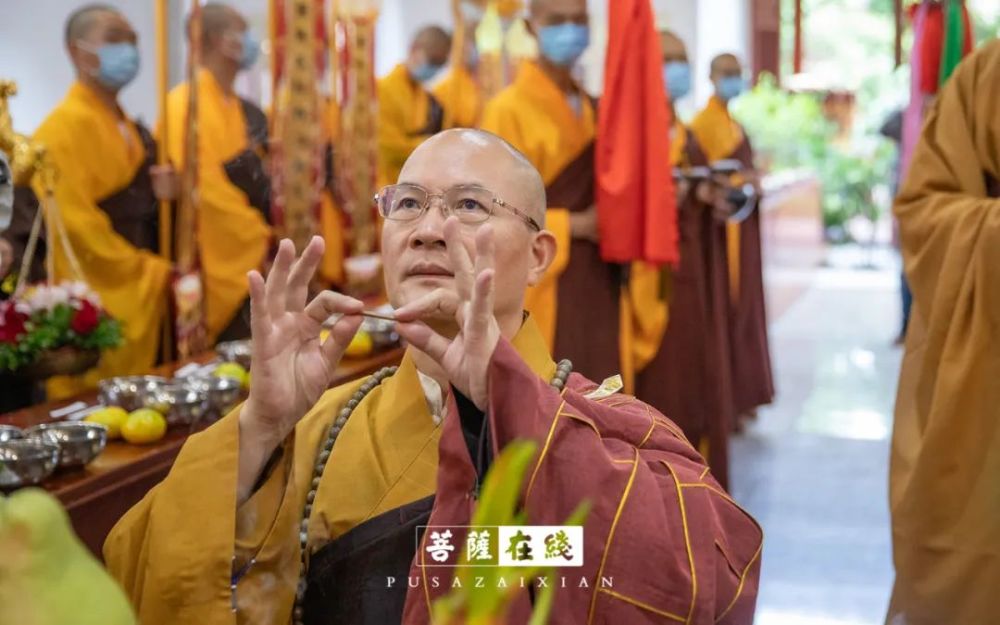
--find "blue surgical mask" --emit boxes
[663,62,691,101]
[718,76,746,101]
[411,63,444,83]
[80,42,140,90]
[240,31,261,70]
[537,23,590,67]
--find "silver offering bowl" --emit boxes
[184,376,242,415]
[99,375,170,412]
[0,438,61,488]
[0,424,23,442]
[23,422,108,469]
[140,384,208,426]
[216,340,252,370]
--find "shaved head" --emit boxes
[195,2,245,49]
[404,129,546,227]
[64,4,118,46]
[710,53,741,77]
[411,25,452,66]
[383,129,558,331]
[659,30,688,63]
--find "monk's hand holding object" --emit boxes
[393,217,501,411]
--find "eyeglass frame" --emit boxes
[373,183,542,232]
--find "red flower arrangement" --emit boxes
[0,281,122,373]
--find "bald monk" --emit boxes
[433,2,484,129]
[888,40,1000,625]
[104,129,762,624]
[632,31,736,487]
[163,2,271,343]
[377,26,452,188]
[691,53,774,421]
[31,4,173,398]
[482,0,622,383]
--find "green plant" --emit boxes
[432,440,591,625]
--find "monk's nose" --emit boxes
[409,203,447,249]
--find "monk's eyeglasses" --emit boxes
[374,183,542,232]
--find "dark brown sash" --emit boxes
[96,123,159,254]
[986,171,999,199]
[303,495,435,625]
[545,142,596,214]
[413,93,445,138]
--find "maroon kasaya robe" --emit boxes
[726,135,775,419]
[401,335,762,624]
[635,129,736,489]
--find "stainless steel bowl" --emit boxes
[0,425,23,442]
[0,438,60,488]
[361,316,400,351]
[99,375,170,412]
[185,376,242,414]
[216,340,252,370]
[141,384,208,426]
[24,422,107,469]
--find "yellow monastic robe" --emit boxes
[377,64,438,189]
[625,119,690,377]
[32,82,171,398]
[888,40,1000,625]
[691,95,744,298]
[163,69,271,341]
[479,61,578,350]
[432,66,483,129]
[103,319,555,624]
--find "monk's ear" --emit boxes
[526,230,557,288]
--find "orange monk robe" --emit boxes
[482,61,624,383]
[888,40,1000,625]
[32,82,171,398]
[377,64,444,189]
[691,95,775,418]
[432,65,483,129]
[163,69,272,342]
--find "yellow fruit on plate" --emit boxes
[320,328,330,342]
[344,330,374,358]
[85,406,130,439]
[214,362,250,388]
[121,409,167,445]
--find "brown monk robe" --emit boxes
[691,54,774,420]
[104,129,762,625]
[888,40,1000,624]
[482,0,621,383]
[634,32,735,486]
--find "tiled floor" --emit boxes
[730,245,903,625]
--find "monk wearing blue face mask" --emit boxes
[377,26,453,189]
[161,2,273,344]
[28,4,176,399]
[691,53,775,427]
[481,0,628,386]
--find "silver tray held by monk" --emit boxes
[24,422,108,470]
[0,437,61,488]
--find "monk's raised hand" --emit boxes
[241,236,364,446]
[394,218,501,410]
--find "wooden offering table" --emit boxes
[0,348,404,558]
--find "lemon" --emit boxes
[344,330,374,358]
[214,362,250,388]
[85,406,129,439]
[121,409,168,445]
[320,328,330,342]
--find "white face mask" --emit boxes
[0,152,12,231]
